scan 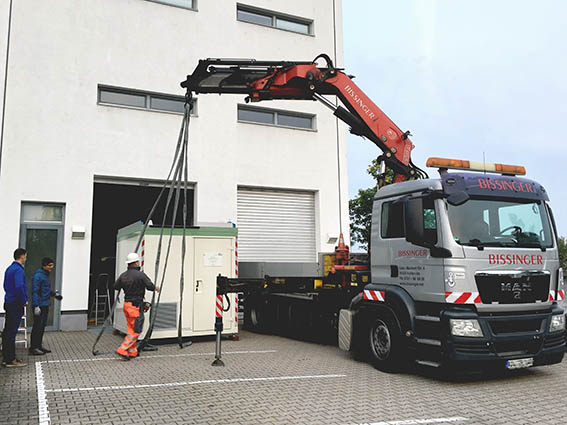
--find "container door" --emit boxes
[193,238,233,332]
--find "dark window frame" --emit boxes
[236,3,313,36]
[145,0,197,11]
[97,85,197,116]
[381,201,405,239]
[237,104,316,131]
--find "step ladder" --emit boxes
[15,306,28,349]
[88,273,111,327]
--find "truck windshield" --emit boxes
[447,199,553,248]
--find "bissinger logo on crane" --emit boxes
[488,254,543,265]
[344,84,376,120]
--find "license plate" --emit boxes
[506,357,534,370]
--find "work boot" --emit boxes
[29,348,45,356]
[5,359,26,367]
[39,347,51,354]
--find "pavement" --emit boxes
[1,329,567,425]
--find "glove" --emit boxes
[54,293,63,301]
[34,306,41,316]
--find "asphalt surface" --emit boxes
[1,329,566,424]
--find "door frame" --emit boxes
[19,223,64,331]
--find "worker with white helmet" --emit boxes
[114,252,160,360]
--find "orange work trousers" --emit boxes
[117,301,144,358]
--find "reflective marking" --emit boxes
[42,350,277,364]
[45,374,346,393]
[35,362,50,425]
[358,417,469,425]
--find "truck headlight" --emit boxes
[549,314,566,333]
[450,319,484,337]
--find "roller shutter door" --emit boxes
[237,188,316,262]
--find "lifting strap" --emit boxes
[92,99,192,355]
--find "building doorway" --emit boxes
[89,179,194,326]
[19,203,65,331]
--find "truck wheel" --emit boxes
[367,315,405,372]
[244,296,272,332]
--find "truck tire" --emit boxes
[366,314,406,372]
[244,296,273,332]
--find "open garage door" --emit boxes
[237,188,316,263]
[89,179,194,326]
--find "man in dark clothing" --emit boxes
[29,257,63,356]
[2,248,28,367]
[114,253,159,360]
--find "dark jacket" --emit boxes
[3,261,28,305]
[114,266,156,304]
[32,268,56,307]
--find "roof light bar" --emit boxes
[426,157,526,176]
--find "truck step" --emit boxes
[415,360,442,368]
[415,338,441,347]
[415,315,440,322]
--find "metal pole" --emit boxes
[211,294,225,366]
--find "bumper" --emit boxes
[442,307,566,369]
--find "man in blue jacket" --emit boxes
[29,257,62,356]
[2,248,28,367]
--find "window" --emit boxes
[22,203,64,223]
[237,4,312,35]
[448,199,553,248]
[238,105,315,130]
[423,198,438,245]
[381,201,405,239]
[98,86,196,115]
[146,0,195,10]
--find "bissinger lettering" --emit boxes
[478,178,534,193]
[398,249,428,257]
[489,254,543,265]
[344,84,376,120]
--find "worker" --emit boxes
[114,253,159,360]
[2,248,28,368]
[29,257,63,356]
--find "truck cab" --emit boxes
[341,160,565,372]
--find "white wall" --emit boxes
[0,0,347,315]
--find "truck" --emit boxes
[180,54,566,372]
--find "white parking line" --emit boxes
[359,417,469,425]
[35,362,50,425]
[42,349,277,364]
[44,374,347,393]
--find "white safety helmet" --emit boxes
[125,253,140,265]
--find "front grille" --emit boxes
[493,340,541,356]
[475,271,550,304]
[544,334,565,349]
[489,318,543,335]
[454,340,490,354]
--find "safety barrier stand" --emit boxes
[211,293,225,366]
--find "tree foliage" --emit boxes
[559,236,567,272]
[349,160,394,251]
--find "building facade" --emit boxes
[0,0,348,330]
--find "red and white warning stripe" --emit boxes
[363,289,385,302]
[235,239,238,277]
[216,295,223,318]
[548,290,564,301]
[235,295,238,323]
[445,292,481,304]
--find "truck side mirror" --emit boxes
[447,191,469,206]
[404,198,425,245]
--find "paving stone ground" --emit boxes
[1,328,566,425]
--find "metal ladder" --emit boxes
[15,306,28,349]
[88,273,111,327]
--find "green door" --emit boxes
[20,225,63,330]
